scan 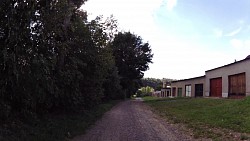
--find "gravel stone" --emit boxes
[72,98,194,141]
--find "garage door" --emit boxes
[195,84,203,97]
[210,77,222,97]
[229,73,246,97]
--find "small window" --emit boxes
[185,85,191,97]
[177,88,182,97]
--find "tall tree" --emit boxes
[0,0,122,116]
[111,32,153,97]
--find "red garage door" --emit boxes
[210,77,222,97]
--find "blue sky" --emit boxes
[82,0,250,79]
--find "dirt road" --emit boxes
[72,98,193,141]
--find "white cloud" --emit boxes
[239,20,245,24]
[230,38,250,49]
[230,39,243,48]
[81,0,163,20]
[244,40,250,47]
[213,27,242,38]
[143,35,233,79]
[81,0,164,41]
[225,22,250,59]
[228,39,250,62]
[166,0,177,11]
[225,27,242,36]
[213,28,223,38]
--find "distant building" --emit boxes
[171,76,205,97]
[161,87,171,97]
[168,56,250,98]
[152,91,161,97]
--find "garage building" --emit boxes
[169,56,250,98]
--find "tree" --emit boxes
[141,78,175,91]
[111,32,153,97]
[103,65,124,100]
[0,0,122,117]
[141,78,162,90]
[0,0,154,122]
[139,86,154,97]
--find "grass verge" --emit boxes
[0,100,120,141]
[143,96,250,140]
[141,96,160,101]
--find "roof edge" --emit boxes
[205,57,250,72]
[172,75,205,83]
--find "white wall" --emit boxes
[205,59,250,97]
[171,76,205,97]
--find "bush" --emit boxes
[0,101,11,120]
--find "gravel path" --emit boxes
[72,98,193,141]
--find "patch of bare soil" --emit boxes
[71,99,194,141]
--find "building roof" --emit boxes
[246,55,250,59]
[170,55,250,83]
[171,75,205,83]
[205,56,250,72]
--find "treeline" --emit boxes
[141,78,173,90]
[0,0,153,119]
[137,86,154,97]
[141,78,162,90]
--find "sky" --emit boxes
[81,0,250,80]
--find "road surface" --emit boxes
[72,98,193,141]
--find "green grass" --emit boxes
[141,96,160,101]
[0,100,120,141]
[143,96,250,140]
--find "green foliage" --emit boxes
[137,86,154,97]
[0,100,120,141]
[0,1,153,140]
[141,78,174,90]
[0,101,11,120]
[103,66,124,100]
[136,90,143,97]
[111,32,153,97]
[141,78,163,89]
[0,0,125,116]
